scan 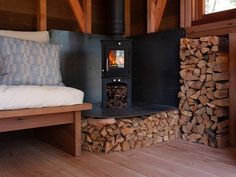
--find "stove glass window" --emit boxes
[107,50,125,69]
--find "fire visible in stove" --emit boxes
[107,49,125,70]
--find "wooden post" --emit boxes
[83,0,92,33]
[180,0,192,28]
[147,0,167,33]
[125,0,131,37]
[68,0,86,33]
[229,33,236,147]
[74,111,81,156]
[37,0,47,31]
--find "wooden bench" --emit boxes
[0,103,92,157]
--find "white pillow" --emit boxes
[0,30,49,43]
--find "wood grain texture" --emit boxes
[0,112,73,133]
[68,0,86,32]
[0,103,92,119]
[180,0,192,28]
[0,139,236,177]
[35,111,81,156]
[125,0,131,36]
[193,8,236,26]
[147,0,167,33]
[186,19,236,38]
[0,104,91,156]
[37,0,47,31]
[82,0,92,33]
[229,33,236,147]
[74,111,81,156]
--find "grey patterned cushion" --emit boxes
[0,36,63,86]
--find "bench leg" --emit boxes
[35,111,81,157]
[74,111,81,156]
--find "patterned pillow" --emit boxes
[0,36,63,86]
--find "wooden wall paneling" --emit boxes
[159,16,180,31]
[125,0,131,37]
[0,0,36,15]
[68,0,85,32]
[147,0,167,33]
[160,0,180,31]
[131,0,147,36]
[47,0,75,20]
[47,17,78,31]
[229,33,236,147]
[37,0,47,31]
[91,0,109,35]
[82,0,92,33]
[0,10,36,31]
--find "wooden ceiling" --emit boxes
[0,0,180,36]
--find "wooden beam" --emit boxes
[82,0,92,33]
[68,0,85,33]
[229,33,236,147]
[180,0,185,27]
[0,103,92,119]
[37,0,47,31]
[192,0,203,21]
[180,0,192,28]
[125,0,131,36]
[186,19,236,38]
[147,0,167,33]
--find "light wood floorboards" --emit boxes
[0,137,236,177]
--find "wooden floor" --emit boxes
[0,137,236,177]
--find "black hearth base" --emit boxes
[83,102,177,119]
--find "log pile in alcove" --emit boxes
[81,110,180,153]
[106,83,128,108]
[179,36,229,148]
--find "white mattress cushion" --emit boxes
[0,85,84,110]
[0,30,49,43]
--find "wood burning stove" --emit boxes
[101,39,132,108]
[101,0,132,108]
[101,40,131,77]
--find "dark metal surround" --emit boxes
[131,28,186,107]
[50,30,110,103]
[50,29,186,118]
[84,102,177,119]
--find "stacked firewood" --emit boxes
[81,110,179,153]
[179,36,229,148]
[106,84,128,108]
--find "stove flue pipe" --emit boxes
[109,0,125,37]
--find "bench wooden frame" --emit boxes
[0,103,92,157]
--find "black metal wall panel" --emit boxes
[50,30,109,103]
[131,29,186,107]
[50,29,185,108]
